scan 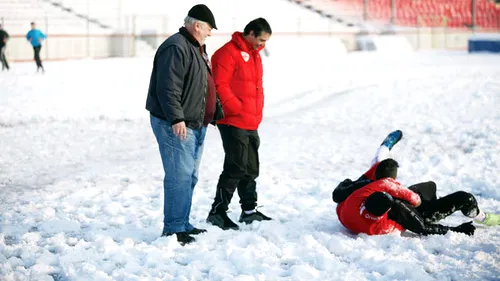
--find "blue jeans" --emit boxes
[150,115,207,234]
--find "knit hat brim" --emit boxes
[188,4,217,29]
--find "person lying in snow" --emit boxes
[332,130,500,236]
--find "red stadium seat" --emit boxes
[328,0,499,28]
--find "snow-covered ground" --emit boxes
[0,50,499,281]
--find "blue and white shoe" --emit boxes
[380,130,403,151]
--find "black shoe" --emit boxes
[188,227,207,235]
[239,210,272,224]
[206,211,239,230]
[161,232,195,246]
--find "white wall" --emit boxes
[2,0,494,61]
[4,36,133,61]
[5,30,489,62]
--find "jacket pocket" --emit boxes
[223,96,243,116]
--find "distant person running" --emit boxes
[26,22,46,73]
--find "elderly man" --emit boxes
[146,4,224,245]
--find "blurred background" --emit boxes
[1,0,500,61]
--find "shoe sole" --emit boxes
[383,130,403,150]
[239,218,272,224]
[206,218,239,231]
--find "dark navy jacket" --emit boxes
[146,27,223,129]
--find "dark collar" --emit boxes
[179,27,211,73]
[179,27,206,53]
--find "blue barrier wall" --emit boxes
[468,34,500,53]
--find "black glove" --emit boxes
[341,178,353,185]
[450,221,476,236]
[408,182,437,202]
[332,179,353,203]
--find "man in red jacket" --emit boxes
[337,158,426,235]
[333,131,490,236]
[206,18,272,230]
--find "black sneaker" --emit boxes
[161,232,196,246]
[206,212,239,230]
[239,210,272,224]
[188,227,207,235]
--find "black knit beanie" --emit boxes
[188,4,217,29]
[364,192,394,216]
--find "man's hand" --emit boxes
[172,121,187,140]
[414,197,422,207]
[451,221,476,236]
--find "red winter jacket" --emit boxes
[211,32,265,130]
[337,177,421,235]
[363,161,380,181]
